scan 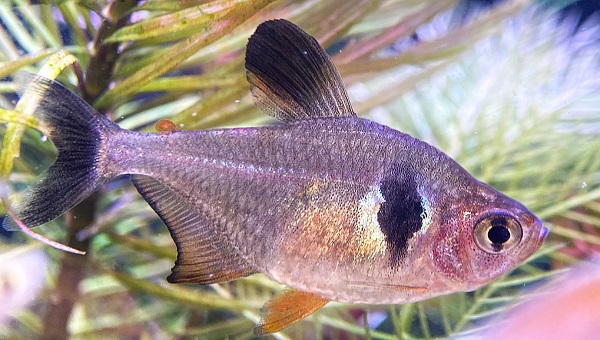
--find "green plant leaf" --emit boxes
[107,0,253,43]
[94,0,276,110]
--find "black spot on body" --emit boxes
[377,164,424,268]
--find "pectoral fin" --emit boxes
[254,289,329,335]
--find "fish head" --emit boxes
[428,182,548,291]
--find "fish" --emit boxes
[3,19,548,334]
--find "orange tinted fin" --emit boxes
[254,289,329,335]
[132,175,256,284]
[155,119,178,133]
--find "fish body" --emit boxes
[4,19,547,333]
[107,117,542,304]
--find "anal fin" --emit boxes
[255,289,329,335]
[132,175,256,284]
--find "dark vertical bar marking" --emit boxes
[377,163,424,268]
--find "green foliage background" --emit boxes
[0,0,598,338]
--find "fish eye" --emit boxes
[474,214,523,254]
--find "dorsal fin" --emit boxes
[131,175,256,284]
[245,19,355,122]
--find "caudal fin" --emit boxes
[3,75,118,230]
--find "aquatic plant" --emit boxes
[0,0,598,338]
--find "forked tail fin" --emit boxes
[3,75,119,230]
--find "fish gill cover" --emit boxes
[0,0,598,338]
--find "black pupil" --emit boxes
[488,224,511,245]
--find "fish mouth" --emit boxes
[535,224,549,249]
[526,217,548,252]
[540,226,549,239]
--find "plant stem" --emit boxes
[84,0,139,103]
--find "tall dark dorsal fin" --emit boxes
[132,175,256,284]
[245,19,355,122]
